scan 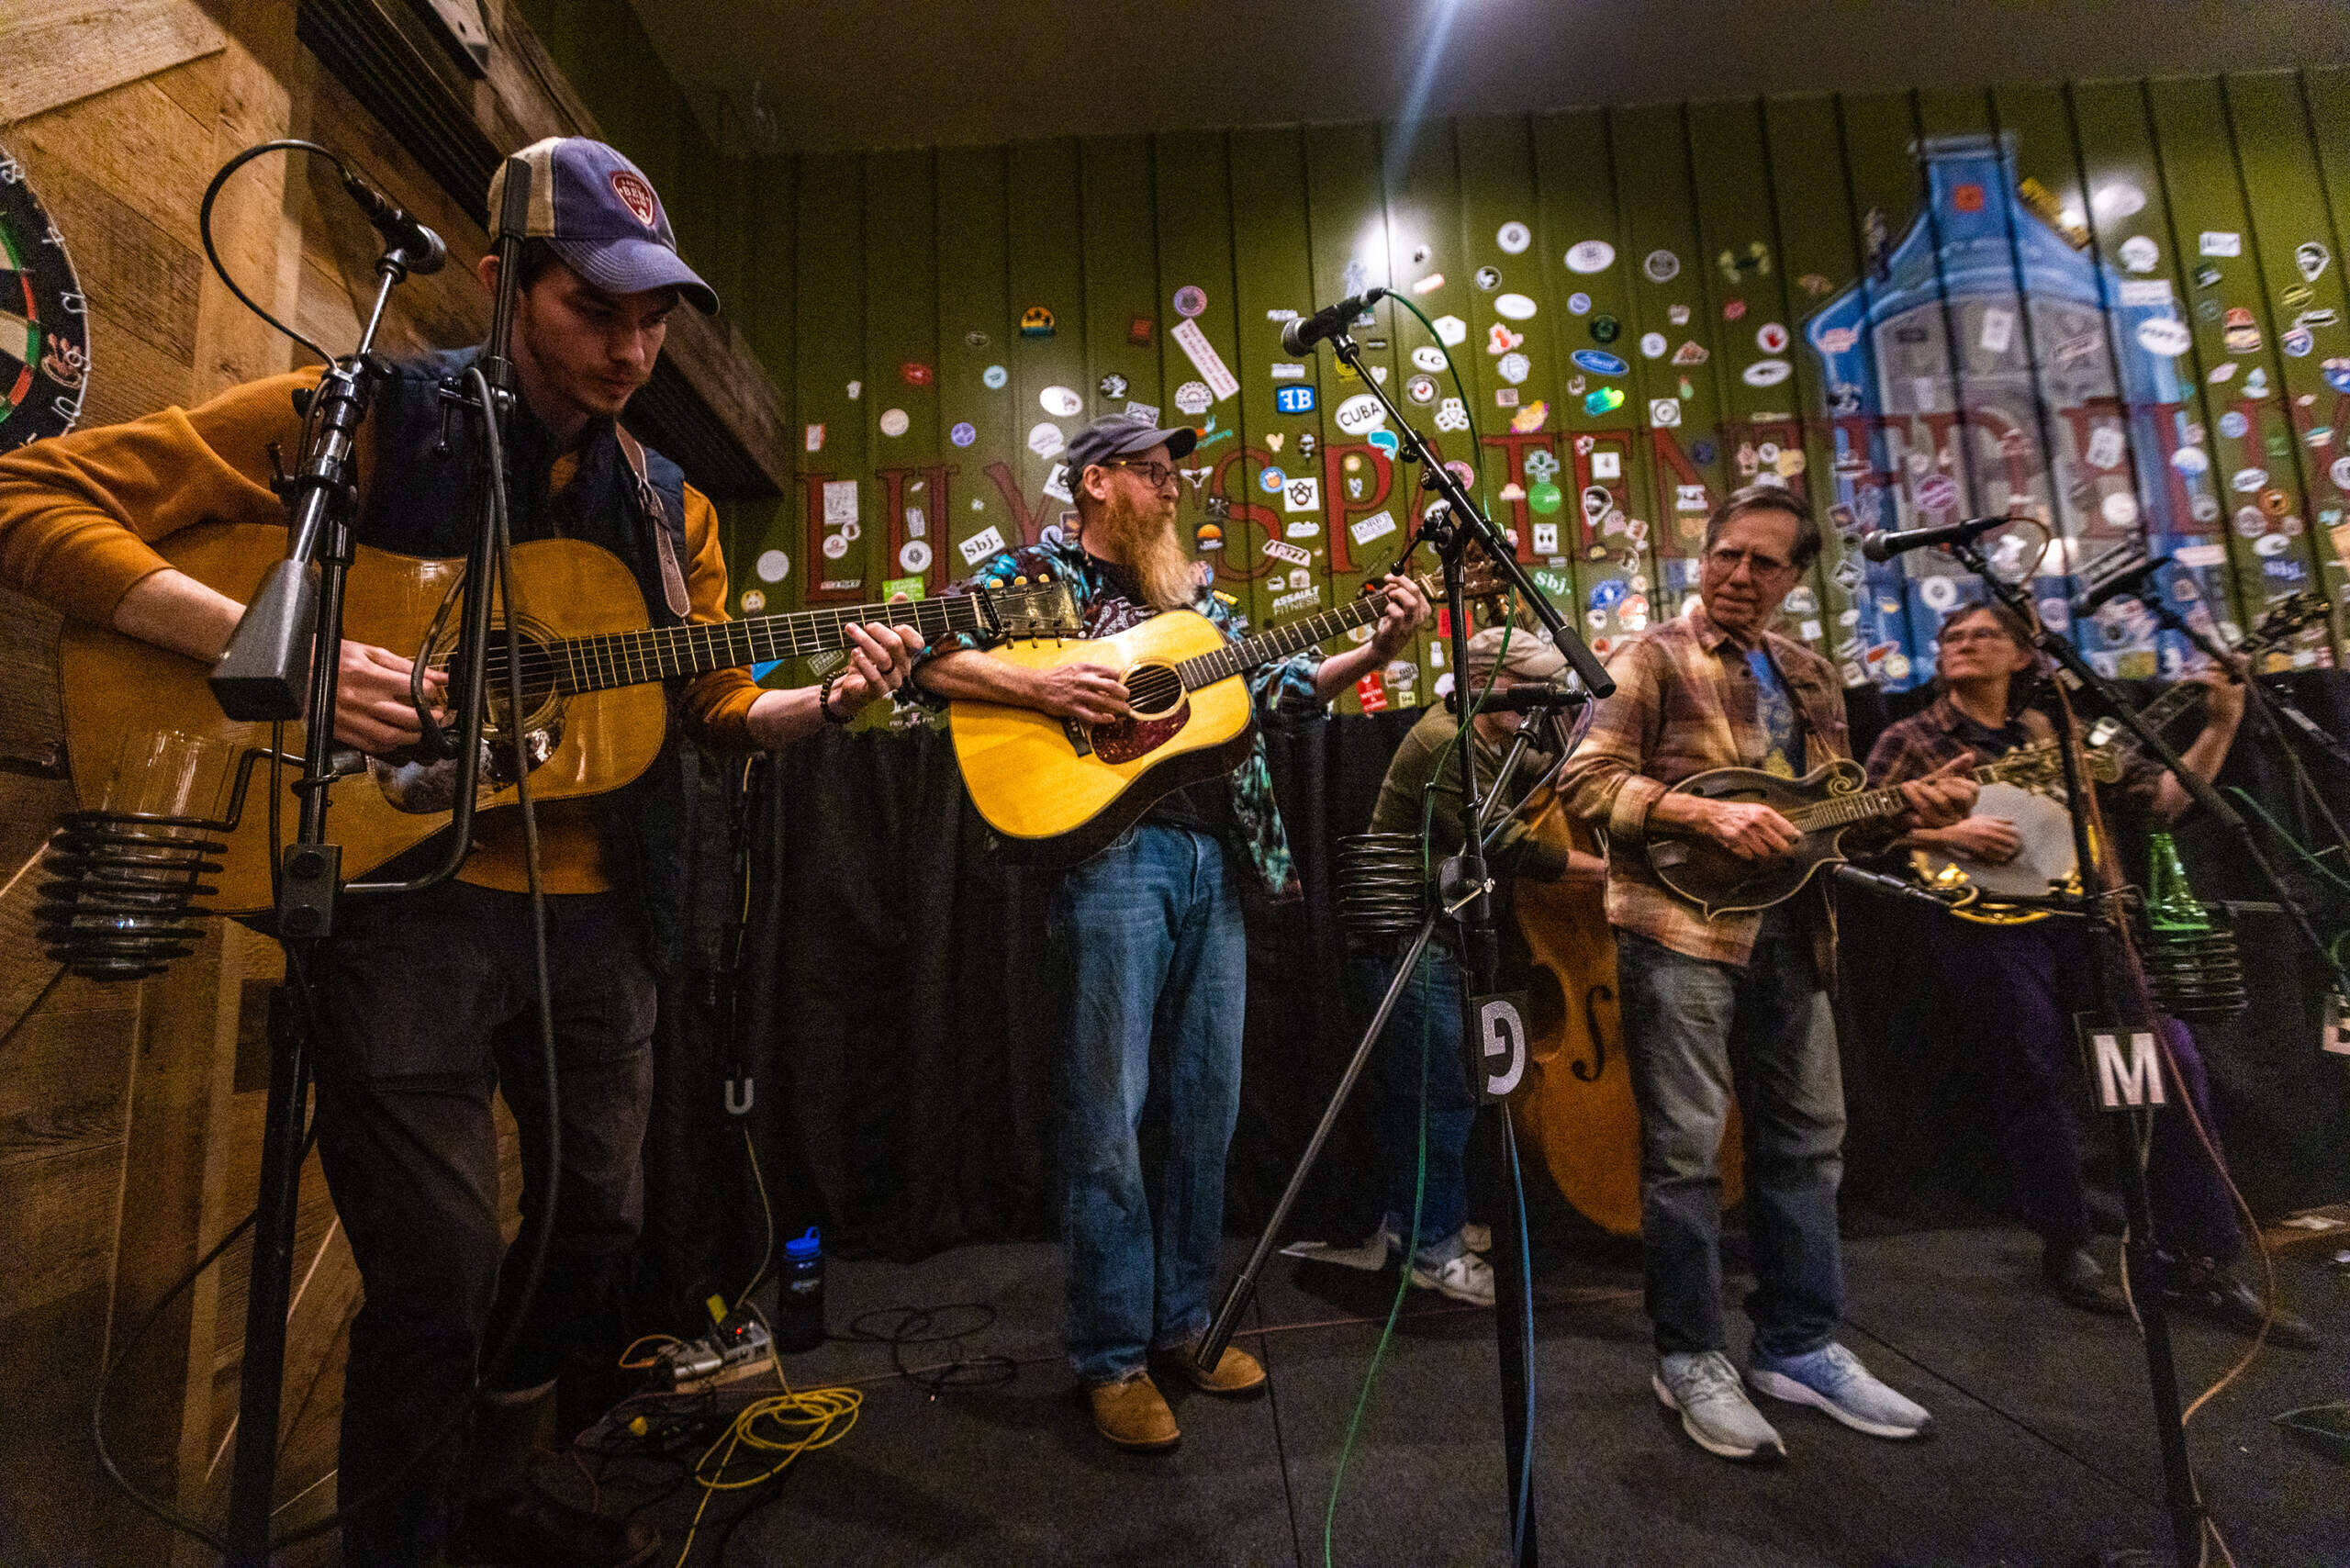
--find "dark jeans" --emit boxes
[1047,823,1248,1384]
[1346,942,1474,1265]
[315,880,658,1567]
[1615,916,1847,1359]
[1928,920,2241,1261]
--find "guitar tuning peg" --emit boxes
[1014,575,1030,585]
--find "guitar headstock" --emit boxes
[985,578,1082,641]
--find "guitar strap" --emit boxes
[615,425,692,620]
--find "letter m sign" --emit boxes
[2079,1025,2168,1112]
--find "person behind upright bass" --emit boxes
[0,138,923,1566]
[1350,625,1606,1308]
[1555,486,1977,1463]
[1864,600,2318,1345]
[912,414,1430,1452]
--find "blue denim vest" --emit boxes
[356,348,697,975]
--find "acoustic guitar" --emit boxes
[60,522,1077,914]
[1643,742,2066,920]
[950,570,1467,862]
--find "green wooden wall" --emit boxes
[495,23,2350,707]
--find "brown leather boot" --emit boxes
[449,1383,663,1567]
[1088,1372,1181,1451]
[1160,1340,1268,1396]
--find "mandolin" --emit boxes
[59,522,1077,913]
[1643,743,2065,920]
[950,569,1475,863]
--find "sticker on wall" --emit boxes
[1487,322,1524,354]
[1020,307,1056,337]
[821,533,849,560]
[948,421,977,450]
[1583,386,1625,415]
[2100,491,2140,528]
[901,362,934,386]
[1565,241,1616,274]
[2170,444,2210,476]
[822,480,859,530]
[1643,249,1681,284]
[899,540,933,573]
[805,422,825,453]
[755,549,791,584]
[2199,231,2243,258]
[846,379,862,399]
[1274,385,1317,414]
[1650,398,1682,428]
[1494,293,1539,321]
[982,364,1009,389]
[1335,392,1388,435]
[1100,374,1129,400]
[1431,315,1468,347]
[1170,319,1239,400]
[1510,401,1549,433]
[1258,466,1288,494]
[1572,349,1627,376]
[1173,380,1213,416]
[1474,265,1501,291]
[879,408,910,437]
[2298,241,2331,283]
[1284,476,1321,512]
[1496,220,1532,255]
[2092,183,2146,219]
[1640,331,1667,359]
[2135,317,2192,356]
[1434,398,1470,432]
[739,589,766,614]
[1590,315,1620,344]
[1673,341,1709,365]
[1405,374,1438,405]
[1028,421,1066,458]
[1173,285,1208,318]
[959,526,1008,565]
[1497,352,1532,385]
[2119,236,2159,273]
[1755,322,1789,353]
[1040,385,1083,417]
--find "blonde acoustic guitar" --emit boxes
[60,522,1075,914]
[950,570,1465,863]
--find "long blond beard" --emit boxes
[1089,491,1196,611]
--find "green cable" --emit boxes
[1322,606,1515,1567]
[2223,785,2350,899]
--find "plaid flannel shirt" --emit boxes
[919,535,1324,902]
[1865,692,2163,809]
[1556,604,1856,977]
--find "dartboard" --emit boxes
[0,147,87,454]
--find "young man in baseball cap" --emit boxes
[0,137,921,1564]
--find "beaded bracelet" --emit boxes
[819,672,850,724]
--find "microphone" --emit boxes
[1449,678,1585,713]
[1860,515,2010,563]
[339,169,446,274]
[2069,548,2170,618]
[1281,287,1389,356]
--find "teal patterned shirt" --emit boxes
[921,535,1326,902]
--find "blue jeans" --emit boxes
[1615,916,1847,1359]
[1048,824,1247,1384]
[1347,944,1474,1265]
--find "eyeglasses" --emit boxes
[1701,544,1797,578]
[1938,626,2016,647]
[1108,460,1181,491]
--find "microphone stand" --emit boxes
[1202,325,1609,1567]
[1952,539,2235,1567]
[216,162,530,1563]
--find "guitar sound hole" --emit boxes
[470,630,564,730]
[1125,665,1182,717]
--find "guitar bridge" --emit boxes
[1062,718,1093,757]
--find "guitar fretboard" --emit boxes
[1785,748,2039,833]
[1174,583,1404,690]
[558,597,989,693]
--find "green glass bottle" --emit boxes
[2143,830,2212,935]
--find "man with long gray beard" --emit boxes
[916,415,1428,1450]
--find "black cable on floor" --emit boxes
[835,1305,1018,1394]
[1253,1292,1307,1568]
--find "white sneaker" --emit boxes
[1408,1250,1495,1307]
[1747,1342,1932,1440]
[1653,1351,1786,1462]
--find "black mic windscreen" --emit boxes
[1279,318,1310,357]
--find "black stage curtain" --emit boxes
[641,683,2350,1295]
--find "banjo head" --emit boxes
[1914,782,2077,899]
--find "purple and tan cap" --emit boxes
[487,137,719,315]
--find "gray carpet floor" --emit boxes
[589,1228,2347,1567]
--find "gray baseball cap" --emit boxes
[1061,415,1197,487]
